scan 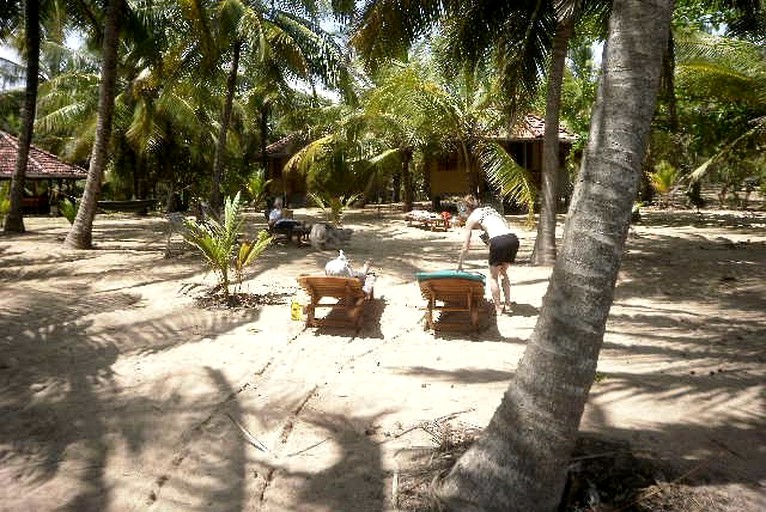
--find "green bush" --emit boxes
[309,192,362,227]
[0,183,9,226]
[649,160,680,208]
[59,198,78,224]
[182,191,272,304]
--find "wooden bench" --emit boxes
[416,271,488,331]
[296,274,371,328]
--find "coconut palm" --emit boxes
[64,0,123,249]
[182,191,272,303]
[1,0,75,232]
[3,0,40,233]
[165,0,356,211]
[434,0,674,508]
[286,59,536,214]
[352,1,592,262]
[675,32,766,190]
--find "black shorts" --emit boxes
[488,233,519,266]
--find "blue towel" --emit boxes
[415,270,486,284]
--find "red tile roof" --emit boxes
[512,113,576,140]
[489,114,576,141]
[0,130,88,180]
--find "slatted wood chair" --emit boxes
[164,212,191,257]
[416,271,488,332]
[296,274,372,328]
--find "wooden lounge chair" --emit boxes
[416,271,488,331]
[296,274,371,328]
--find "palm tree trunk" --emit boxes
[64,0,122,249]
[211,39,241,211]
[662,32,678,131]
[4,0,40,234]
[401,146,414,211]
[259,103,269,177]
[532,12,575,266]
[435,0,672,509]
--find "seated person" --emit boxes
[268,197,304,241]
[324,250,376,298]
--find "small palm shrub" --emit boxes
[245,168,273,210]
[649,160,680,208]
[0,183,9,226]
[182,192,272,304]
[59,198,78,224]
[309,192,362,227]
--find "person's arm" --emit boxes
[457,212,478,270]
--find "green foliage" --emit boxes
[649,160,680,207]
[308,192,362,227]
[0,182,10,226]
[479,141,537,224]
[675,31,766,198]
[182,192,273,303]
[234,230,273,287]
[244,168,273,209]
[59,197,77,224]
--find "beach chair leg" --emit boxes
[305,301,316,328]
[425,298,435,330]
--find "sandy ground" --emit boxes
[0,205,764,512]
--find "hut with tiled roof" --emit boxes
[0,130,87,213]
[426,114,576,210]
[264,133,309,207]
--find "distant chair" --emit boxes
[164,212,190,257]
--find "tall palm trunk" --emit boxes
[64,0,122,249]
[401,146,414,211]
[4,0,40,233]
[436,0,672,510]
[259,103,269,177]
[532,11,576,265]
[211,40,241,211]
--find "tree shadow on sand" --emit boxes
[0,283,258,509]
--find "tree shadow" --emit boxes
[0,281,257,509]
[291,412,387,512]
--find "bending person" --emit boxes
[457,195,519,314]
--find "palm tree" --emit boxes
[285,60,536,213]
[676,32,766,188]
[65,0,122,249]
[171,0,356,211]
[434,0,673,507]
[352,1,591,261]
[533,2,581,265]
[3,0,40,233]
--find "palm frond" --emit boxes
[479,140,537,223]
[284,133,336,175]
[689,117,766,184]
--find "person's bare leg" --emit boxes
[499,263,512,308]
[489,265,503,313]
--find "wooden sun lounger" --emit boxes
[404,210,450,231]
[296,274,371,328]
[416,271,488,332]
